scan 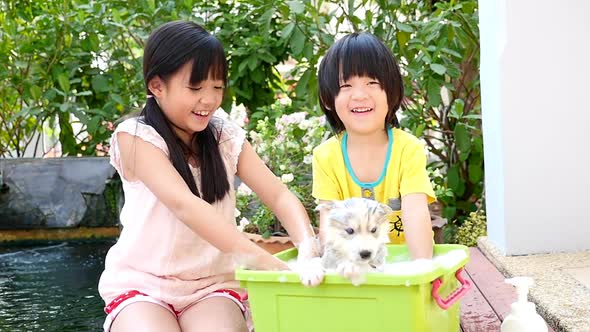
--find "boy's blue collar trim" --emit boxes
[341,127,393,188]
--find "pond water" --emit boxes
[0,239,115,332]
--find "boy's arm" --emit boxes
[401,193,433,259]
[398,136,436,259]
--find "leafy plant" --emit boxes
[235,101,328,238]
[390,1,482,223]
[1,1,144,156]
[195,1,291,114]
[454,209,486,246]
[1,0,483,231]
[261,0,483,224]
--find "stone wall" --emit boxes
[0,157,121,229]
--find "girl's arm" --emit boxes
[236,141,317,249]
[401,193,434,259]
[237,141,324,286]
[117,132,288,271]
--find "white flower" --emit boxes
[279,95,292,106]
[281,173,294,183]
[237,217,250,232]
[287,141,299,149]
[279,164,286,171]
[276,112,308,132]
[249,130,263,146]
[257,142,268,155]
[298,119,312,130]
[234,208,241,218]
[236,183,253,196]
[229,103,248,127]
[303,155,312,165]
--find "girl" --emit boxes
[312,32,435,264]
[99,21,322,332]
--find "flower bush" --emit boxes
[233,101,329,238]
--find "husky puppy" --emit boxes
[316,198,392,285]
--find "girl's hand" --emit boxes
[255,255,290,271]
[234,249,290,271]
[236,141,323,281]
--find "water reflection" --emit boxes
[0,239,115,332]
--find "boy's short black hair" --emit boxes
[318,32,404,133]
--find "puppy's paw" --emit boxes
[336,262,365,286]
[336,261,360,278]
[372,264,385,273]
[296,257,325,287]
[370,258,386,272]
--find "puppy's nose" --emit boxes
[359,250,372,259]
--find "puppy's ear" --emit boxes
[317,200,350,227]
[379,203,394,216]
[375,203,394,223]
[315,200,336,212]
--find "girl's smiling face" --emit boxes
[334,75,389,136]
[150,61,224,144]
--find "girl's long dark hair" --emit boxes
[140,21,229,203]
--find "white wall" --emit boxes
[479,0,590,255]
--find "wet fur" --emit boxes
[317,198,392,283]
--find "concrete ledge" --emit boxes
[0,227,120,244]
[478,237,590,332]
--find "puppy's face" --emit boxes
[318,198,392,264]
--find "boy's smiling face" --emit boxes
[334,75,389,135]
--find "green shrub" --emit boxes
[454,210,486,246]
[1,0,483,230]
[234,102,328,238]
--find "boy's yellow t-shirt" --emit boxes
[312,127,436,244]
